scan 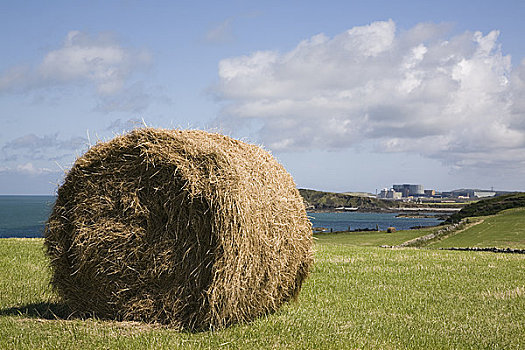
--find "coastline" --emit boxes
[307,207,461,214]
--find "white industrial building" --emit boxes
[379,188,402,199]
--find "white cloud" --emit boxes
[214,20,525,172]
[16,162,52,175]
[0,31,151,97]
[0,162,53,176]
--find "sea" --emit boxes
[0,195,56,238]
[0,196,443,238]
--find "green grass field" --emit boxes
[314,227,436,247]
[1,237,524,349]
[429,208,525,249]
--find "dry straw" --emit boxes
[45,128,313,330]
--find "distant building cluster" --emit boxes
[379,184,425,199]
[378,184,497,201]
[392,184,424,197]
[441,189,497,199]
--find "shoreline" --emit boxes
[312,223,442,234]
[307,208,460,214]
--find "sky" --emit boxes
[1,0,524,195]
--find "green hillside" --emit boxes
[445,192,525,224]
[430,208,525,249]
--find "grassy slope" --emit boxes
[1,238,525,349]
[430,208,525,249]
[445,192,525,224]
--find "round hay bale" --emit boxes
[45,128,313,330]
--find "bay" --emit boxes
[308,212,443,232]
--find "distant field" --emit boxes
[429,208,525,249]
[1,238,524,349]
[314,227,436,247]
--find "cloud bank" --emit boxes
[0,31,151,109]
[215,20,525,171]
[1,133,87,162]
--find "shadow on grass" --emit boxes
[0,302,78,320]
[0,302,242,332]
[0,303,184,331]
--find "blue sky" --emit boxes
[1,0,524,194]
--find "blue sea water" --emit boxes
[0,196,55,238]
[308,212,442,232]
[0,196,442,238]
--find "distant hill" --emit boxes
[298,188,403,211]
[445,192,525,224]
[340,192,376,197]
